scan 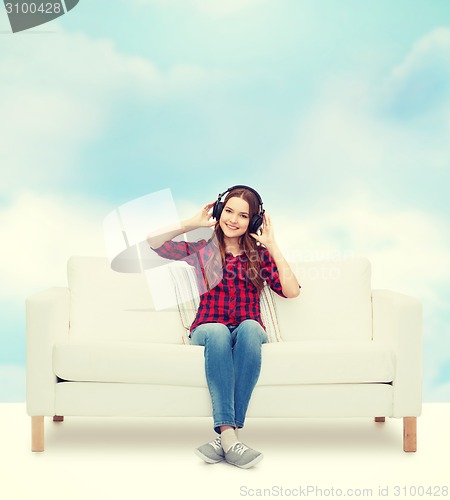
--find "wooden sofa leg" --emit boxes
[53,415,64,422]
[375,417,385,422]
[403,417,417,452]
[31,416,44,452]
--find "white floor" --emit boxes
[1,403,449,500]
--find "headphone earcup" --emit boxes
[212,201,224,221]
[249,214,263,234]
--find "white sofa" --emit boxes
[26,256,422,452]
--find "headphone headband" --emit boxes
[217,185,264,215]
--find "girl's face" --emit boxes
[219,196,250,240]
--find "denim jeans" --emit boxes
[190,319,268,434]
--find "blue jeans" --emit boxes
[190,319,268,434]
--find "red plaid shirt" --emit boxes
[151,238,287,333]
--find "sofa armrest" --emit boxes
[372,289,423,417]
[26,287,70,416]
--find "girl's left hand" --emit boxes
[250,213,275,248]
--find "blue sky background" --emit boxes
[1,0,449,401]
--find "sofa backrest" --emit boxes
[67,256,373,344]
[68,256,184,344]
[273,257,373,341]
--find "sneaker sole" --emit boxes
[226,452,264,469]
[194,448,225,464]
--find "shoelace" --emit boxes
[230,442,249,455]
[210,437,222,452]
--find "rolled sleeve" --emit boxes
[150,239,208,261]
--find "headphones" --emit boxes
[212,185,265,234]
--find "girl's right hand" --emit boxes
[149,201,216,248]
[192,201,216,228]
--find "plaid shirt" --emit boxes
[151,238,287,332]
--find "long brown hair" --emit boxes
[203,187,265,293]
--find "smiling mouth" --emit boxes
[226,224,239,230]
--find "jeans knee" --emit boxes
[237,320,267,345]
[204,323,232,348]
[241,319,262,330]
[191,322,232,346]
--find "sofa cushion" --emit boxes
[258,341,395,385]
[53,340,395,387]
[273,257,373,341]
[54,341,205,386]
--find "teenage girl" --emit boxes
[147,185,300,469]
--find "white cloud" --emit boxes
[277,76,384,184]
[272,195,450,300]
[0,191,111,299]
[0,28,152,192]
[275,28,450,195]
[0,25,232,194]
[381,27,450,157]
[387,27,450,94]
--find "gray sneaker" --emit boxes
[194,436,225,464]
[224,442,264,469]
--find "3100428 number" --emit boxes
[5,3,62,15]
